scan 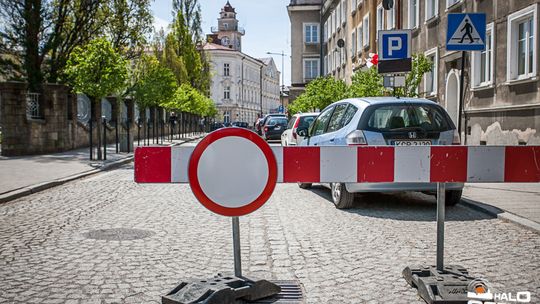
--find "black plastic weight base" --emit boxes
[162,274,281,304]
[403,265,476,304]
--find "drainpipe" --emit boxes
[260,65,263,116]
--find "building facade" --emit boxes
[288,0,323,101]
[205,2,280,124]
[401,0,540,144]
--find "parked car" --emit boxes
[297,97,463,209]
[262,117,289,141]
[281,112,319,146]
[231,121,249,128]
[210,122,225,131]
[257,113,287,135]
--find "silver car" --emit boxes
[297,97,464,209]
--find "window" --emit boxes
[311,107,334,136]
[324,55,328,75]
[224,23,229,30]
[507,4,537,81]
[351,29,357,58]
[336,3,341,30]
[341,105,358,126]
[304,59,319,81]
[408,0,419,29]
[327,104,348,132]
[333,10,337,33]
[363,15,370,48]
[425,0,438,21]
[324,22,328,42]
[386,5,395,29]
[224,86,230,100]
[446,0,460,8]
[424,47,438,96]
[341,0,347,24]
[472,23,494,88]
[364,104,450,132]
[304,23,319,43]
[357,24,363,54]
[223,63,230,76]
[222,36,229,46]
[351,0,357,14]
[377,5,384,33]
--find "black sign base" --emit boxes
[403,265,475,304]
[378,58,412,74]
[162,273,281,304]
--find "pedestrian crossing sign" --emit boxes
[446,13,486,51]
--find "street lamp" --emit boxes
[266,51,288,113]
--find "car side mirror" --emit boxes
[297,127,309,137]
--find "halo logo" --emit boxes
[467,279,531,304]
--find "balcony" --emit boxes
[211,26,245,35]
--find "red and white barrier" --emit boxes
[134,146,540,184]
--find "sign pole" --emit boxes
[232,216,242,277]
[458,51,466,140]
[436,182,445,272]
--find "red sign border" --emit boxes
[188,128,278,216]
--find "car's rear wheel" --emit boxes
[444,190,462,206]
[298,183,312,189]
[331,183,354,209]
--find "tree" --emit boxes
[401,53,433,97]
[347,67,385,98]
[65,38,128,160]
[132,54,177,110]
[288,76,347,114]
[172,0,203,42]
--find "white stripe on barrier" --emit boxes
[171,146,194,183]
[271,147,284,183]
[467,146,504,182]
[320,146,357,182]
[394,146,431,182]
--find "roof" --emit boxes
[289,0,322,5]
[202,42,233,51]
[347,97,439,106]
[223,1,235,12]
[259,57,273,65]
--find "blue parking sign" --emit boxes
[378,30,412,61]
[447,13,486,51]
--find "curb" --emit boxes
[0,136,204,204]
[461,198,540,233]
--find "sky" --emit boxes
[151,0,292,86]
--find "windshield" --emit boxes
[361,103,453,132]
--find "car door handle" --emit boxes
[329,139,335,142]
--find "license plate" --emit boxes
[394,140,431,146]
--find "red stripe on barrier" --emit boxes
[357,147,394,182]
[504,146,540,182]
[134,147,172,183]
[283,147,320,182]
[430,146,468,182]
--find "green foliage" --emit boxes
[65,38,128,100]
[132,54,178,109]
[289,54,434,114]
[163,84,216,117]
[172,0,203,42]
[348,67,385,98]
[288,76,347,114]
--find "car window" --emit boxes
[311,107,334,136]
[275,118,288,125]
[365,104,450,132]
[340,105,358,127]
[326,104,348,133]
[298,115,316,129]
[287,116,297,129]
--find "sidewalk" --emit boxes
[462,183,540,231]
[0,135,203,203]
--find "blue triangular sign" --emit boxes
[447,13,486,51]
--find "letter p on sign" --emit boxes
[388,37,402,56]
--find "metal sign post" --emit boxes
[232,217,242,277]
[436,183,445,272]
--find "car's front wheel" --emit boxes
[298,183,312,189]
[331,183,354,209]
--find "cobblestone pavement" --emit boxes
[0,165,539,304]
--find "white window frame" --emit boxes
[303,58,320,82]
[471,23,494,88]
[377,4,384,33]
[408,0,419,29]
[223,63,230,76]
[303,23,319,44]
[423,47,438,97]
[357,24,363,55]
[336,3,342,31]
[324,21,328,42]
[363,14,370,48]
[324,55,328,75]
[351,29,357,58]
[351,0,357,14]
[446,0,462,9]
[507,4,537,82]
[386,5,395,29]
[224,86,230,100]
[341,0,347,25]
[425,0,438,22]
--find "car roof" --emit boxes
[293,112,319,117]
[339,97,439,107]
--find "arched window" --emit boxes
[221,36,230,46]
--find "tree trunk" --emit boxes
[95,97,103,160]
[23,0,43,93]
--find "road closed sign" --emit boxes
[188,128,277,216]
